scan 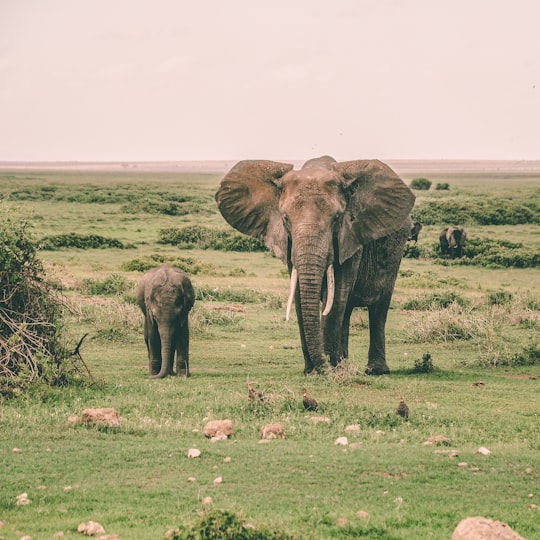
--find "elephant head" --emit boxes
[215,156,415,372]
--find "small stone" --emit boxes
[476,447,491,456]
[224,456,232,463]
[16,492,31,505]
[213,476,223,485]
[458,462,468,468]
[356,510,370,521]
[12,447,22,453]
[345,424,361,433]
[63,486,72,492]
[187,448,201,458]
[203,419,233,438]
[336,517,349,527]
[187,477,196,482]
[202,496,213,505]
[77,521,105,535]
[335,436,348,446]
[81,408,120,428]
[261,423,286,440]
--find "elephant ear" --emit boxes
[215,160,294,263]
[335,160,415,263]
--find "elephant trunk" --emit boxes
[150,325,173,379]
[286,265,334,321]
[293,246,329,372]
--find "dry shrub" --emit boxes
[328,360,361,383]
[403,302,498,343]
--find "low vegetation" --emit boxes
[413,198,540,225]
[159,225,267,252]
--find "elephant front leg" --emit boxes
[146,318,162,376]
[365,300,390,375]
[175,322,190,377]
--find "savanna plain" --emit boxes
[1,160,539,539]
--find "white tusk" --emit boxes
[322,265,335,317]
[285,267,297,321]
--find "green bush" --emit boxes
[435,183,450,190]
[40,233,129,250]
[158,225,267,252]
[413,352,434,373]
[456,238,539,269]
[122,255,216,275]
[410,178,432,190]
[169,509,293,539]
[413,199,539,226]
[121,199,206,216]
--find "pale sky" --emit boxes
[1,0,539,162]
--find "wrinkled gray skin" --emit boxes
[215,156,415,375]
[137,264,195,379]
[439,226,467,258]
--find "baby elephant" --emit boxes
[137,264,195,379]
[440,226,467,258]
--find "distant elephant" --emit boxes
[408,221,423,243]
[439,226,467,258]
[137,264,195,379]
[215,156,415,375]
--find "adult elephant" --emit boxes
[215,156,415,375]
[137,264,195,379]
[439,226,467,258]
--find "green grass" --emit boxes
[1,165,539,539]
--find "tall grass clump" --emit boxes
[402,302,495,343]
[81,274,133,296]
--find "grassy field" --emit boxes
[1,162,539,539]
